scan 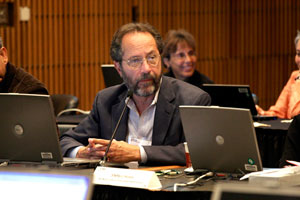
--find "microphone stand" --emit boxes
[99,91,133,168]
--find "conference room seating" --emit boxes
[50,94,79,116]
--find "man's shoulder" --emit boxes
[95,84,128,102]
[14,65,37,80]
[10,63,48,94]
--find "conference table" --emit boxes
[89,115,291,200]
[91,166,241,200]
[0,164,245,200]
[56,115,291,168]
[53,115,294,199]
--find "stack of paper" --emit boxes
[242,166,300,187]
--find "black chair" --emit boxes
[50,94,79,116]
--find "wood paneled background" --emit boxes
[0,0,299,110]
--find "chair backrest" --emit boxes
[50,94,79,116]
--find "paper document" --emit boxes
[287,160,300,166]
[241,166,300,187]
[93,166,162,190]
[253,122,271,127]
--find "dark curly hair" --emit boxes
[110,23,163,63]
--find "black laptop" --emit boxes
[202,84,277,121]
[101,64,123,87]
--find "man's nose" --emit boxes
[140,59,151,72]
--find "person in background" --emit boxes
[279,114,300,167]
[0,37,48,94]
[60,23,211,166]
[256,31,300,119]
[162,29,214,88]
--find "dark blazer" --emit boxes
[279,114,300,167]
[60,76,211,166]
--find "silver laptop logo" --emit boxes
[216,135,224,145]
[14,124,24,136]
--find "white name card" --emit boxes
[93,166,162,190]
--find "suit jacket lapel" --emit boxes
[111,92,129,141]
[152,76,176,145]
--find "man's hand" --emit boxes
[76,138,106,159]
[93,138,141,163]
[76,138,141,163]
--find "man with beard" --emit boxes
[60,23,211,166]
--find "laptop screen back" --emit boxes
[202,84,258,116]
[101,64,123,87]
[0,93,63,164]
[0,168,93,200]
[211,183,300,200]
[179,106,262,174]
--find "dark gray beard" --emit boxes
[121,70,161,97]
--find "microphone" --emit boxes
[99,90,133,167]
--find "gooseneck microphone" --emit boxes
[100,90,133,167]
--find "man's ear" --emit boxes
[163,58,170,69]
[0,47,8,64]
[114,61,123,78]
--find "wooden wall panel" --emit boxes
[0,0,134,110]
[138,0,298,109]
[0,0,299,110]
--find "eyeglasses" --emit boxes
[123,54,160,69]
[173,51,196,61]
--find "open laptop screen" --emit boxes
[202,84,258,116]
[101,64,123,87]
[211,183,300,200]
[0,169,93,200]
